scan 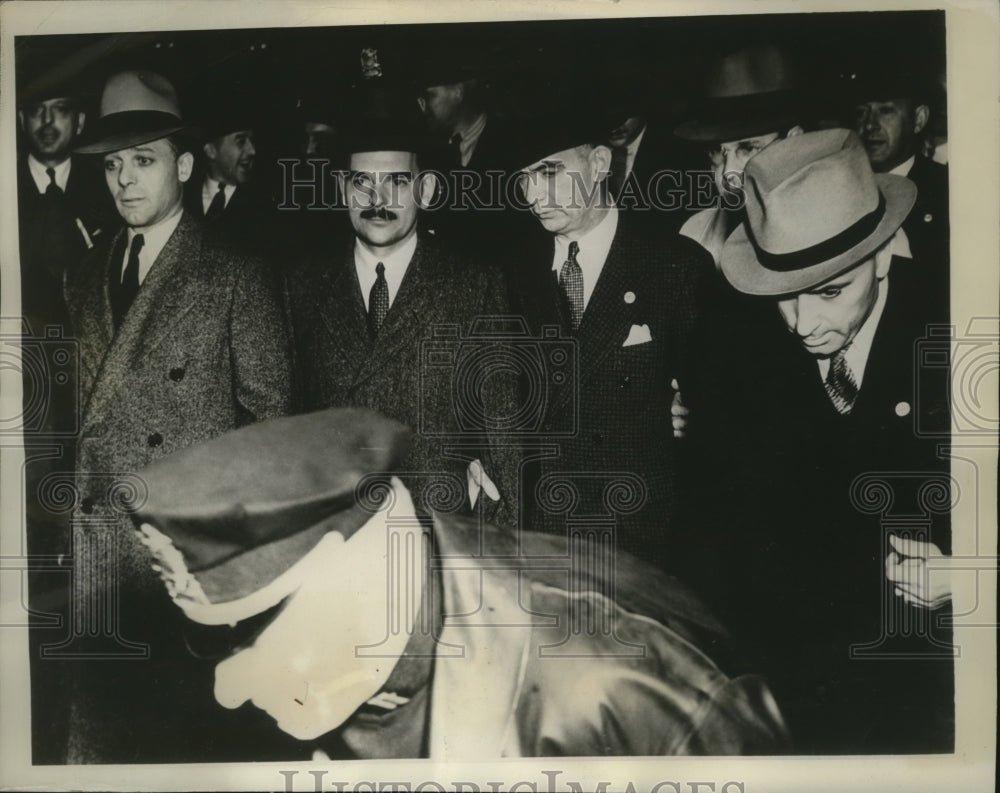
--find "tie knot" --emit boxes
[46,167,57,184]
[216,182,227,193]
[130,233,145,256]
[376,262,385,276]
[567,241,580,261]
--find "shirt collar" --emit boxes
[817,273,890,390]
[353,231,419,308]
[27,154,71,193]
[888,155,916,178]
[123,208,184,285]
[551,207,619,311]
[202,176,237,209]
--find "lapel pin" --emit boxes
[624,291,636,304]
[895,401,911,417]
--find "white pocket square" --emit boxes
[622,323,652,347]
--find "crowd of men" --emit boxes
[16,29,953,764]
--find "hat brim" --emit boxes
[75,110,202,154]
[674,90,803,142]
[720,174,917,296]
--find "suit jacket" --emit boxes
[18,155,119,330]
[901,155,949,294]
[507,214,712,561]
[286,233,519,526]
[61,210,295,762]
[682,266,953,753]
[183,175,278,258]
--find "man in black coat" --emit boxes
[682,129,953,754]
[506,109,712,566]
[286,95,519,527]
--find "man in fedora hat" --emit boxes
[183,88,277,254]
[126,406,789,759]
[674,44,805,267]
[61,69,294,762]
[679,129,953,753]
[286,77,519,529]
[506,95,711,568]
[847,59,950,290]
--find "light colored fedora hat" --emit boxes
[76,70,201,154]
[674,44,803,143]
[720,128,916,296]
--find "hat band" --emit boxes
[748,194,886,273]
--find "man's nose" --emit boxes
[245,139,256,157]
[117,162,136,187]
[860,107,878,132]
[40,105,54,125]
[793,296,822,337]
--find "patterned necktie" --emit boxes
[368,262,389,337]
[824,350,858,415]
[205,182,227,222]
[45,167,61,196]
[559,241,584,331]
[112,233,145,329]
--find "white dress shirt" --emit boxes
[354,232,418,310]
[551,207,619,312]
[816,275,889,390]
[201,176,237,214]
[119,209,184,286]
[27,154,71,193]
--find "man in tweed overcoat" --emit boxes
[287,90,519,529]
[58,70,293,763]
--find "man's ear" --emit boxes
[416,170,439,208]
[75,111,86,137]
[590,144,612,182]
[203,141,217,161]
[177,151,195,183]
[913,104,930,135]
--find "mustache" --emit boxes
[360,207,398,221]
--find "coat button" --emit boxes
[923,213,933,223]
[80,498,94,514]
[169,367,185,381]
[147,432,163,447]
[895,401,911,417]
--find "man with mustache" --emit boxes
[286,80,518,527]
[61,69,294,763]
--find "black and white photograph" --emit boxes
[0,1,996,791]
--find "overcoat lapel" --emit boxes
[82,213,202,418]
[316,243,373,379]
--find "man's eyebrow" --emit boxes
[525,160,563,173]
[807,278,851,293]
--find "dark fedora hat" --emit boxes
[75,70,202,155]
[128,407,411,627]
[720,129,916,296]
[674,44,803,143]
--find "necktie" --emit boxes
[368,262,389,337]
[609,145,629,201]
[559,241,584,331]
[45,167,62,196]
[824,350,858,415]
[112,233,145,329]
[448,133,463,168]
[205,182,227,222]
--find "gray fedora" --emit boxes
[720,129,916,296]
[76,70,201,155]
